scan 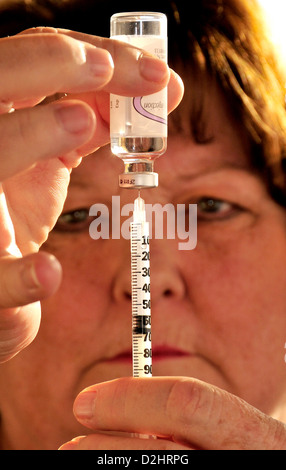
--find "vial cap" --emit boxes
[119,172,158,189]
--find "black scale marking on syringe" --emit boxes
[132,316,152,335]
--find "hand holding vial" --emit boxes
[0,27,184,363]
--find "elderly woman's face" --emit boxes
[0,86,286,450]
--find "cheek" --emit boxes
[41,237,119,334]
[182,222,286,351]
[180,222,286,408]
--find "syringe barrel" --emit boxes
[110,12,168,189]
[130,219,152,378]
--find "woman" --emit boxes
[0,0,285,449]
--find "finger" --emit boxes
[58,29,171,96]
[0,251,62,308]
[0,100,96,181]
[59,433,191,451]
[20,29,170,97]
[0,33,114,102]
[168,70,185,113]
[0,251,62,363]
[89,68,184,124]
[73,377,286,450]
[58,70,185,157]
[22,29,182,109]
[0,301,41,363]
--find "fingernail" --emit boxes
[22,254,61,290]
[59,436,86,450]
[74,391,97,420]
[86,46,114,77]
[58,441,78,451]
[33,254,62,288]
[21,262,41,289]
[54,103,93,134]
[139,53,169,83]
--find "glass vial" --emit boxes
[110,12,167,189]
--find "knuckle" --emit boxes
[35,34,86,68]
[166,378,218,426]
[107,38,140,74]
[19,26,59,35]
[31,27,60,34]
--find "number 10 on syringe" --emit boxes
[130,196,152,378]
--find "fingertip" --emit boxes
[32,252,62,296]
[19,252,62,301]
[53,101,96,137]
[59,436,86,450]
[73,390,97,422]
[168,69,185,114]
[139,53,170,84]
[85,44,114,86]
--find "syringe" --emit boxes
[130,194,152,378]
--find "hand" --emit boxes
[0,28,184,363]
[60,377,286,450]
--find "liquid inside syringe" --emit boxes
[130,195,152,378]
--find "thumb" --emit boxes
[0,251,62,308]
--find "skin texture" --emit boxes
[0,27,286,450]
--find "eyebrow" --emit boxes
[176,159,252,183]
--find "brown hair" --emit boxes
[0,0,285,204]
[167,0,286,205]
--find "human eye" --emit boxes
[196,197,243,221]
[54,208,92,232]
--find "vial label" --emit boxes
[110,36,167,138]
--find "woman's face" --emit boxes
[1,87,286,450]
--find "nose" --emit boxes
[112,240,186,304]
[151,256,186,304]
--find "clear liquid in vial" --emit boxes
[111,136,167,157]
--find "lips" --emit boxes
[152,346,190,361]
[106,345,191,364]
